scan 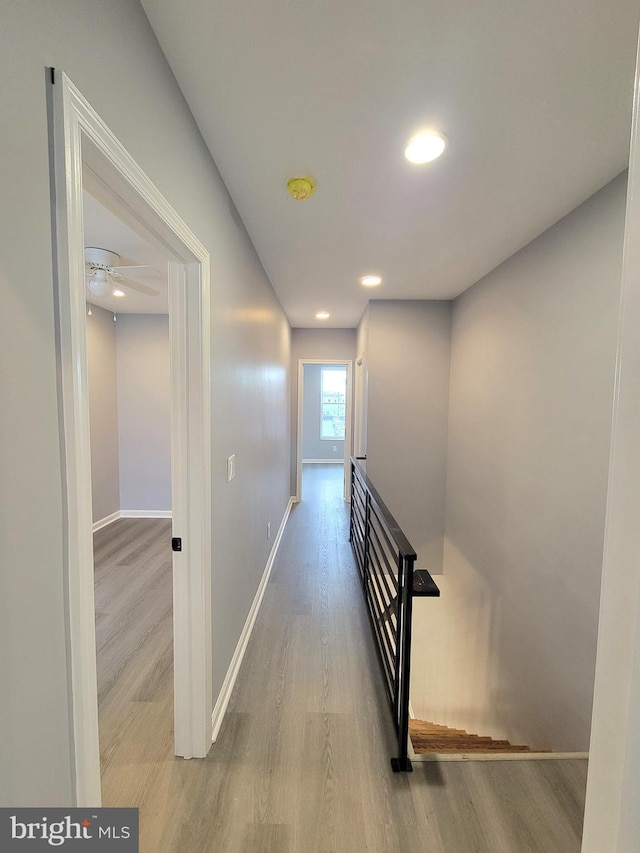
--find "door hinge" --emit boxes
[172,537,182,552]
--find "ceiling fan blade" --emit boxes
[111,264,162,278]
[118,276,160,296]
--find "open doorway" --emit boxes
[296,359,353,503]
[83,190,174,803]
[51,73,212,806]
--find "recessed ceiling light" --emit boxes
[360,275,382,287]
[404,130,447,164]
[315,311,330,320]
[112,289,125,298]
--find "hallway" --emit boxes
[96,464,587,852]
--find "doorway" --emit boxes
[296,359,353,503]
[51,72,212,806]
[83,189,175,801]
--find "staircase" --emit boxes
[409,720,542,755]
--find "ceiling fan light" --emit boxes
[88,281,112,298]
[404,130,447,164]
[112,289,125,298]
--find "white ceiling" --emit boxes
[82,191,169,314]
[140,0,639,327]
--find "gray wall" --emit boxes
[412,175,625,750]
[0,0,290,806]
[302,364,345,462]
[116,314,171,512]
[290,328,356,492]
[86,305,120,523]
[364,301,452,574]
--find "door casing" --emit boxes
[50,72,212,805]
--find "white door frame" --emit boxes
[353,353,365,458]
[295,359,353,502]
[581,31,640,851]
[51,73,212,806]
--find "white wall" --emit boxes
[302,363,345,462]
[86,310,171,522]
[364,300,452,574]
[86,304,120,523]
[116,314,171,512]
[0,0,290,806]
[412,175,626,750]
[290,328,356,492]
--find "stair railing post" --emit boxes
[392,552,415,772]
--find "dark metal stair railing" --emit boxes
[349,456,440,772]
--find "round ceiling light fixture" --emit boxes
[112,289,125,298]
[404,130,448,164]
[287,176,316,201]
[360,274,382,287]
[315,311,330,320]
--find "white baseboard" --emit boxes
[302,459,344,464]
[211,497,294,743]
[120,509,172,519]
[92,511,120,532]
[92,509,172,532]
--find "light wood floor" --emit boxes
[94,465,587,852]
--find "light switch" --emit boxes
[227,454,236,482]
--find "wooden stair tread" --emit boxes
[409,719,546,754]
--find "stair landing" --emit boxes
[409,720,544,755]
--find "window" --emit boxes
[321,367,346,440]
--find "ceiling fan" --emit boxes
[85,247,161,298]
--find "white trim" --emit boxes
[92,511,120,533]
[92,510,172,532]
[353,353,365,458]
[296,359,353,503]
[301,459,345,465]
[51,72,212,805]
[120,510,173,519]
[582,27,640,851]
[211,498,294,742]
[410,751,589,763]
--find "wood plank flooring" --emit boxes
[94,465,587,852]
